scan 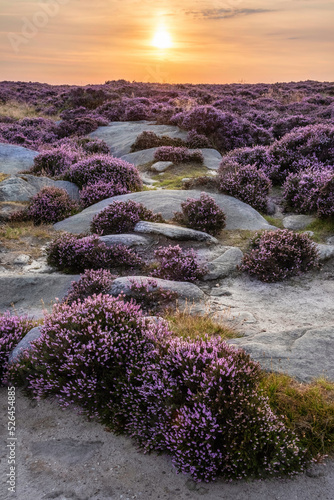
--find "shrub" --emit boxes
[91,200,164,235]
[283,166,334,218]
[77,137,110,155]
[130,131,185,152]
[173,192,226,235]
[154,146,204,164]
[25,187,79,225]
[127,278,178,313]
[6,296,306,482]
[241,229,319,282]
[79,181,129,208]
[64,154,142,190]
[219,164,272,212]
[62,269,115,305]
[46,233,141,273]
[186,130,212,149]
[0,312,36,384]
[31,147,81,177]
[151,245,207,282]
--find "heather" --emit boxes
[151,245,207,282]
[126,278,178,313]
[46,233,141,273]
[31,147,82,177]
[6,295,307,482]
[62,269,115,305]
[130,131,186,152]
[91,200,164,235]
[173,192,226,235]
[79,181,129,208]
[154,146,204,164]
[241,230,319,282]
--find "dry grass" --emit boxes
[0,101,60,120]
[0,173,10,183]
[217,229,255,251]
[260,372,334,459]
[0,222,55,258]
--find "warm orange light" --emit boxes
[152,27,172,49]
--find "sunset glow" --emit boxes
[152,27,173,50]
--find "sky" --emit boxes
[0,0,333,85]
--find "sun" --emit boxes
[152,27,172,50]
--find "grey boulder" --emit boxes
[99,234,152,248]
[134,221,218,243]
[316,243,334,261]
[0,174,80,202]
[151,161,173,173]
[121,147,158,167]
[110,276,205,302]
[0,143,38,175]
[283,215,316,230]
[204,247,243,280]
[200,148,222,170]
[8,326,42,364]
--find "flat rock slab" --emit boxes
[89,121,188,157]
[110,276,205,302]
[283,214,316,230]
[0,142,38,174]
[54,190,275,235]
[151,160,173,172]
[121,147,158,167]
[316,243,334,261]
[228,325,334,382]
[100,234,152,248]
[0,174,80,202]
[134,221,218,243]
[0,274,80,317]
[31,438,103,466]
[200,148,222,170]
[204,247,243,280]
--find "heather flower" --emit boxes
[62,269,115,305]
[24,187,79,225]
[131,131,186,152]
[173,192,226,235]
[154,146,204,164]
[151,245,207,282]
[79,181,129,208]
[31,147,81,177]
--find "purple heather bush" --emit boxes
[79,181,129,208]
[283,166,334,218]
[64,154,142,190]
[173,192,226,236]
[127,278,178,313]
[219,163,272,212]
[241,229,319,282]
[31,147,81,177]
[62,269,115,305]
[154,146,204,164]
[91,200,164,235]
[186,130,212,149]
[130,131,186,152]
[6,297,307,481]
[77,137,110,155]
[151,245,207,282]
[0,312,36,384]
[46,233,141,273]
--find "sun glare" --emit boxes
[152,27,172,50]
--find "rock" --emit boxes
[151,161,173,173]
[210,288,232,297]
[99,234,152,248]
[283,214,316,230]
[134,221,218,243]
[141,173,158,186]
[0,201,27,221]
[327,236,334,245]
[316,244,334,261]
[31,439,103,466]
[13,254,30,265]
[0,175,80,203]
[266,199,276,216]
[228,325,334,382]
[306,465,327,478]
[0,274,80,317]
[89,121,188,157]
[0,143,38,175]
[225,311,257,324]
[121,147,158,167]
[110,276,205,302]
[200,148,222,170]
[8,326,42,364]
[204,247,243,280]
[53,180,80,202]
[54,190,275,235]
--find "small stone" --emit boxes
[210,288,232,297]
[283,214,316,230]
[306,465,327,478]
[151,161,173,173]
[13,254,30,265]
[326,236,334,245]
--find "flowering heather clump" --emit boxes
[130,131,186,152]
[0,312,35,384]
[55,115,106,138]
[186,130,212,149]
[31,147,81,177]
[151,245,207,282]
[6,296,306,482]
[46,233,141,273]
[64,154,142,191]
[62,269,115,305]
[77,137,110,155]
[241,230,319,282]
[283,166,334,218]
[219,163,272,212]
[173,192,226,236]
[25,187,79,225]
[79,181,129,208]
[91,200,164,235]
[219,145,275,174]
[154,146,204,164]
[127,278,178,313]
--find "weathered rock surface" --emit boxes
[0,143,38,174]
[54,190,275,234]
[151,160,173,172]
[0,174,80,202]
[121,147,157,167]
[134,221,218,243]
[8,326,42,364]
[204,247,243,280]
[200,148,222,170]
[0,274,80,317]
[110,276,205,302]
[31,438,103,466]
[228,325,334,382]
[99,234,152,248]
[283,214,316,230]
[89,121,188,157]
[316,243,334,261]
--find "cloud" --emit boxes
[185,8,274,20]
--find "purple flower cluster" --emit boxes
[46,233,142,273]
[31,146,82,177]
[6,296,307,481]
[0,312,35,384]
[64,154,142,190]
[219,163,272,212]
[20,187,79,225]
[154,146,204,164]
[241,229,319,282]
[79,181,129,208]
[186,129,212,149]
[62,269,115,305]
[91,200,164,235]
[0,117,58,150]
[127,278,178,313]
[130,131,186,152]
[151,245,207,282]
[173,192,226,236]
